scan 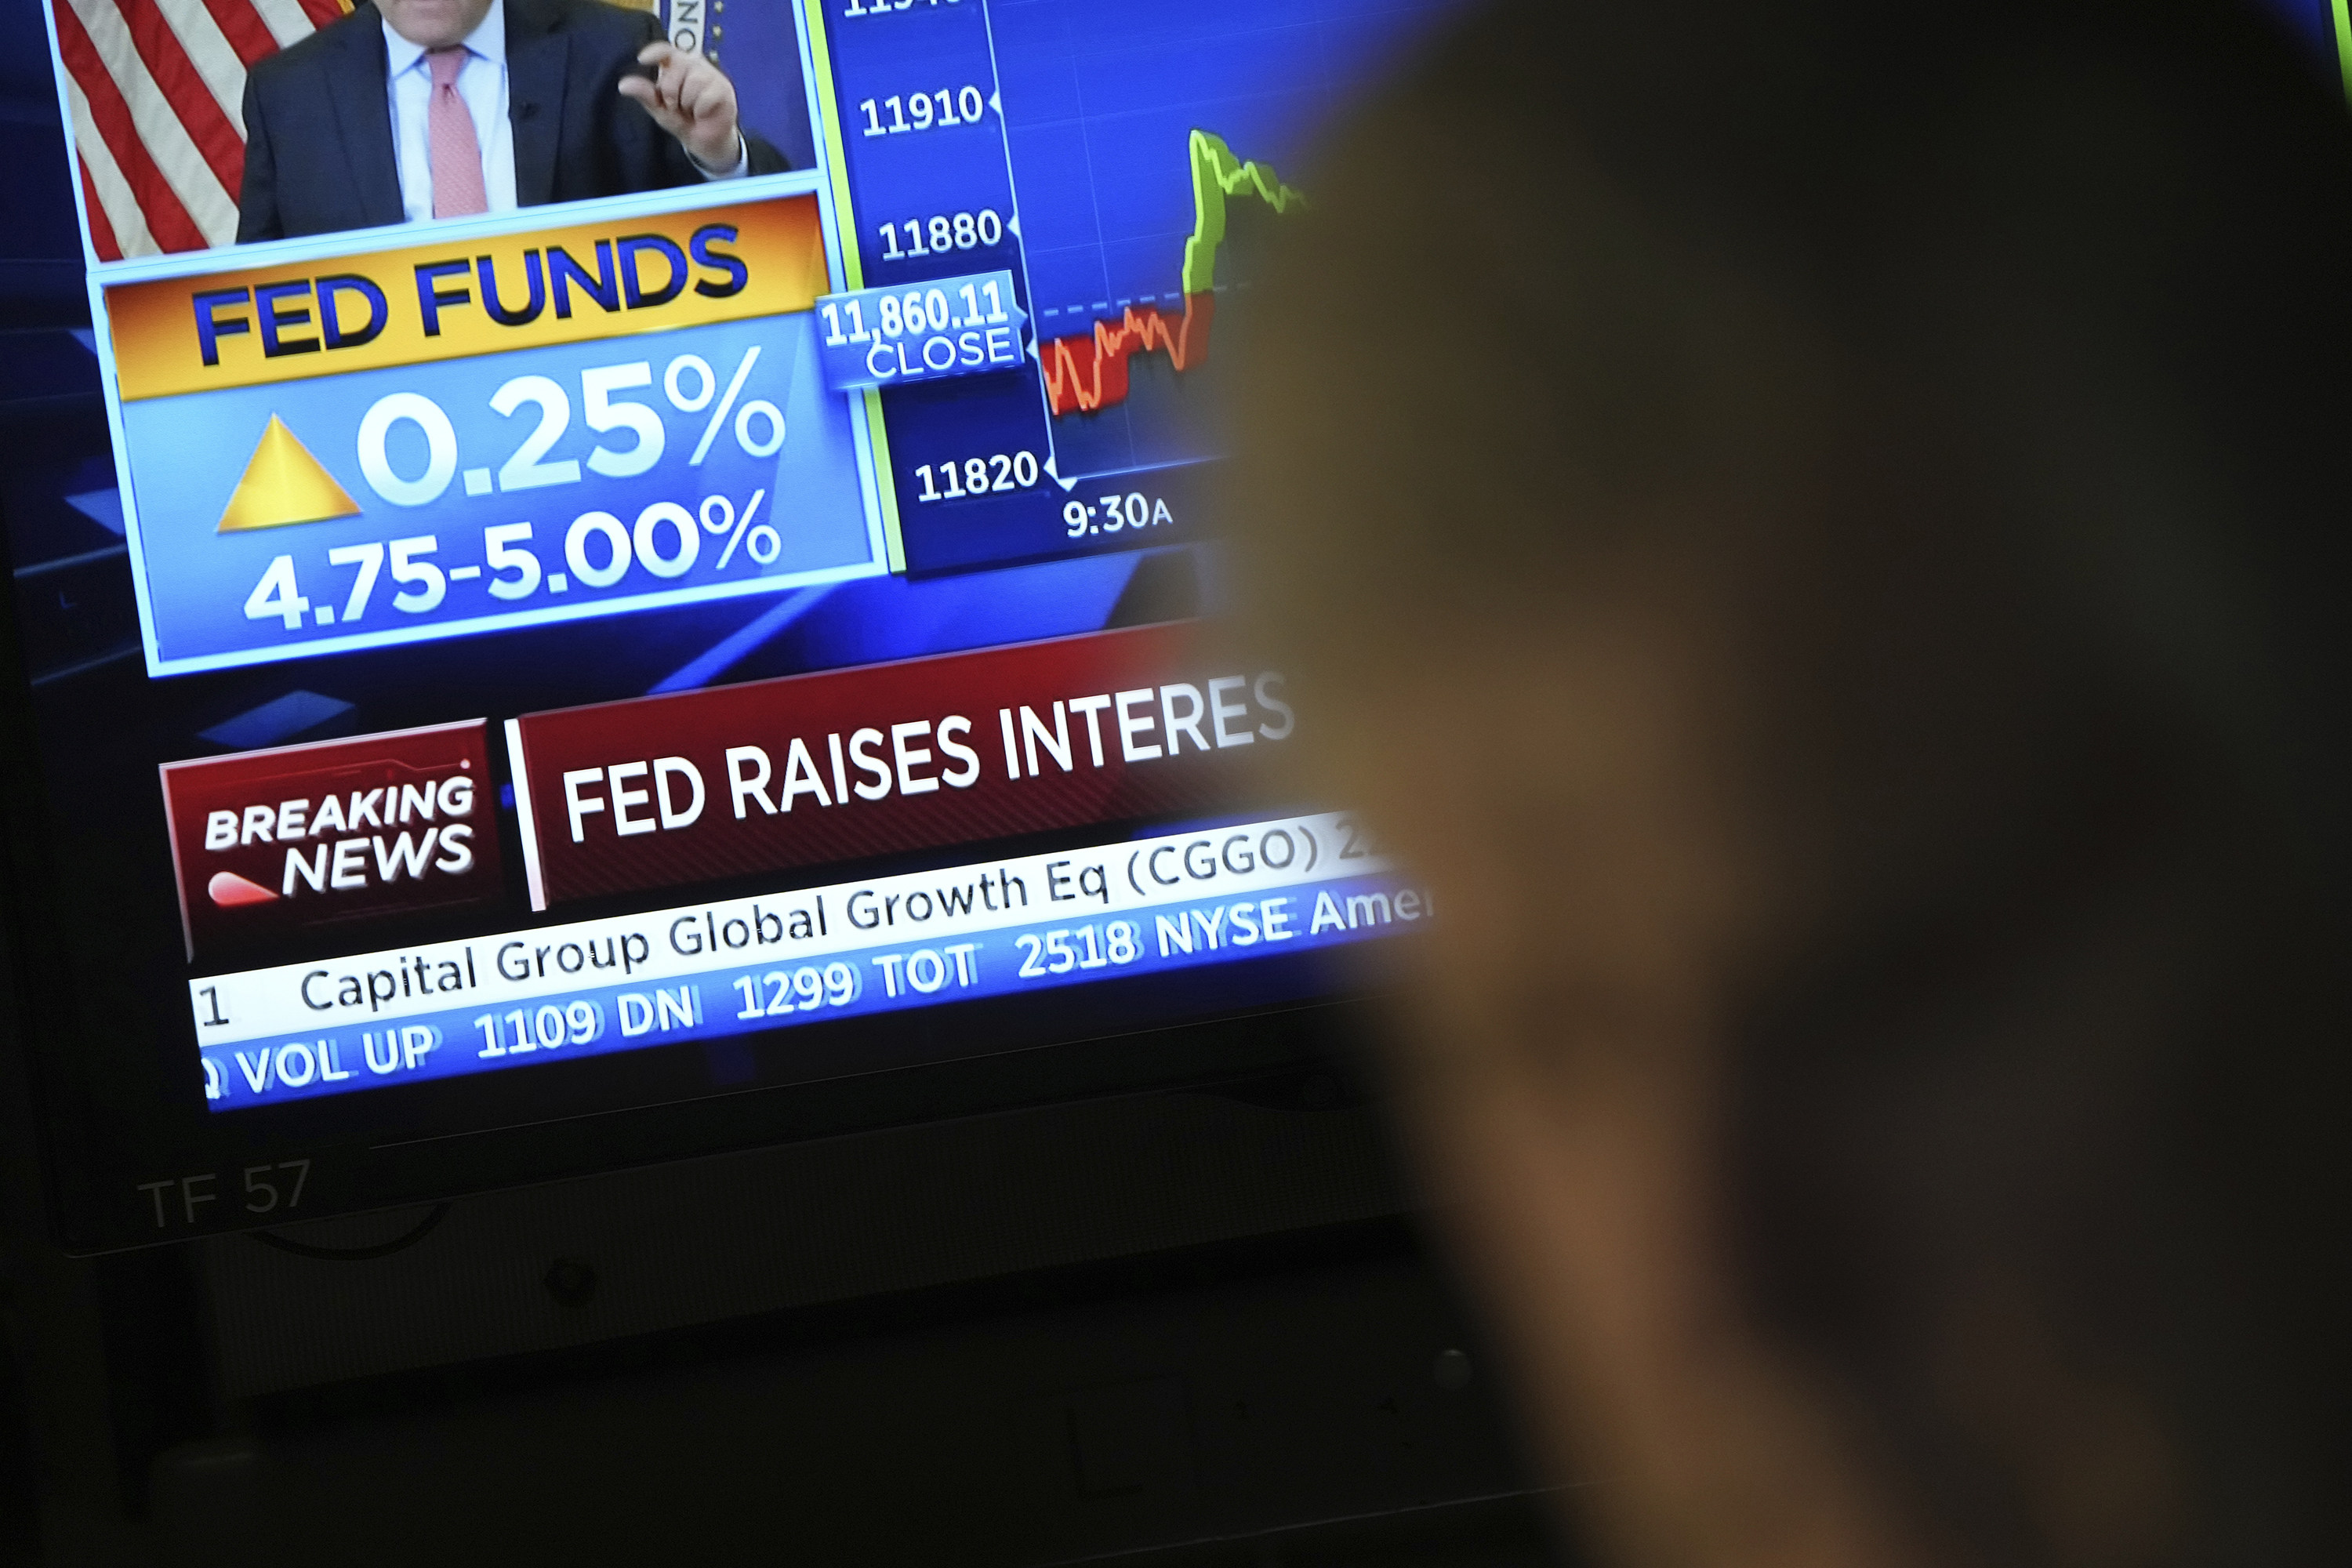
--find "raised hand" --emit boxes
[618,42,743,172]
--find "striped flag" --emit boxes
[52,0,352,260]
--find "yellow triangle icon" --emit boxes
[216,415,363,533]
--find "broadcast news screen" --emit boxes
[14,0,1463,1247]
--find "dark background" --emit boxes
[11,0,2336,1559]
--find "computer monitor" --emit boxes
[8,0,1465,1252]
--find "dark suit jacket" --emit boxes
[237,0,787,242]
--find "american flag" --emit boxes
[50,0,353,260]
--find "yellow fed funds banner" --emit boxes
[100,187,887,676]
[104,194,830,403]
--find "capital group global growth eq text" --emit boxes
[800,0,1469,575]
[190,812,1428,1108]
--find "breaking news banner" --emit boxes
[160,720,505,962]
[188,812,1425,1109]
[505,623,1292,909]
[100,189,884,675]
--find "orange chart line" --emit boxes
[1040,292,1215,416]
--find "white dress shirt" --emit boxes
[382,0,747,225]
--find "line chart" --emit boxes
[1037,131,1301,416]
[990,0,1462,480]
[813,0,1472,563]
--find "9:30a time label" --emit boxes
[1063,492,1175,539]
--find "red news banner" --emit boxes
[159,720,504,960]
[506,625,1292,909]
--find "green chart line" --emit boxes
[1181,130,1306,296]
[2334,0,2352,110]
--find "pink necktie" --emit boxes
[426,46,488,219]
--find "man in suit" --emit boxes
[236,0,788,243]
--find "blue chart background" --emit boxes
[121,313,877,669]
[993,0,1469,478]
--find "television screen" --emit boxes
[11,0,1462,1250]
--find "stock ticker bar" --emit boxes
[100,188,889,674]
[190,812,1424,1110]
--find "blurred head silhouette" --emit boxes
[1229,2,2352,1564]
